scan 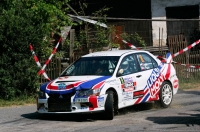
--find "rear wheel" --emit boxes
[159,81,173,108]
[104,91,114,120]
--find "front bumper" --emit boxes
[37,94,107,113]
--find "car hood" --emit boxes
[40,76,111,94]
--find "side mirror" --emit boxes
[117,69,124,76]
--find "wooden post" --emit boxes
[161,28,163,55]
[58,58,61,75]
[70,29,75,63]
[159,27,160,54]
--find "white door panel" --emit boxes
[135,69,153,91]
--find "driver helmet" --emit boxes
[121,60,129,70]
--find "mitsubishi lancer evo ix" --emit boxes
[37,50,179,120]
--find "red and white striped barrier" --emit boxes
[157,39,200,68]
[157,55,200,69]
[37,31,70,76]
[115,35,140,50]
[37,37,62,75]
[116,35,200,70]
[31,27,71,80]
[116,34,200,59]
[172,61,200,69]
[172,39,200,58]
[29,44,51,81]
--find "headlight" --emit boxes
[77,88,101,97]
[38,91,46,99]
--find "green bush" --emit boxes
[0,0,72,100]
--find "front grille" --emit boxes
[48,98,71,112]
[48,91,75,99]
[48,92,75,112]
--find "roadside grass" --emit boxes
[179,80,200,90]
[0,79,199,108]
[0,95,36,107]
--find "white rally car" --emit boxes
[37,50,179,120]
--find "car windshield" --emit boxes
[61,56,120,76]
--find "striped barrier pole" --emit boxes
[157,55,200,69]
[172,39,200,58]
[116,34,200,70]
[157,39,200,63]
[29,44,51,81]
[172,61,200,69]
[115,35,140,50]
[37,37,62,75]
[38,31,70,75]
[116,34,200,59]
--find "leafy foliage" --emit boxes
[0,0,72,99]
[66,4,112,52]
[121,32,146,49]
[0,0,147,100]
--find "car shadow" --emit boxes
[21,103,156,122]
[117,102,156,115]
[146,110,200,126]
[145,89,200,126]
[21,112,106,122]
[178,89,200,96]
[22,89,200,122]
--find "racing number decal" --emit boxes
[139,55,144,63]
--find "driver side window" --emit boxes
[118,54,139,76]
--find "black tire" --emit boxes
[158,81,173,108]
[104,90,114,120]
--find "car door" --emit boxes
[116,54,139,102]
[134,53,159,92]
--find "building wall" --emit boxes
[151,0,200,46]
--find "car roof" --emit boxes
[82,50,150,57]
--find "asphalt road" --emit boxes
[0,89,200,132]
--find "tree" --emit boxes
[0,0,73,99]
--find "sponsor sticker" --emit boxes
[58,83,66,90]
[66,65,75,74]
[173,80,178,88]
[105,79,118,85]
[120,76,136,91]
[145,65,165,97]
[123,87,134,92]
[105,79,116,83]
[98,97,104,107]
[122,91,133,101]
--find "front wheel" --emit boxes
[158,81,173,108]
[104,90,114,120]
